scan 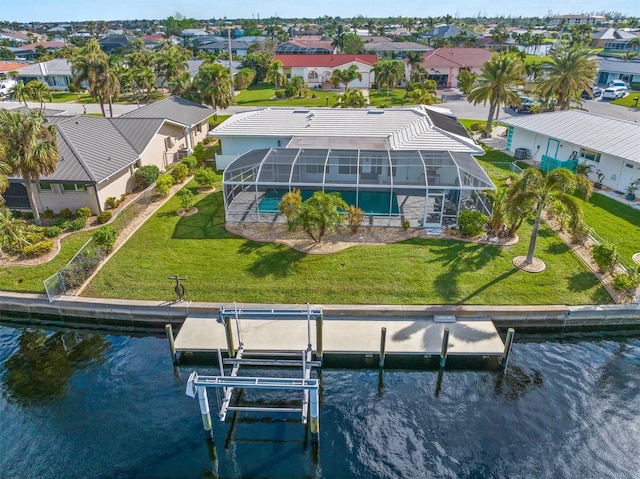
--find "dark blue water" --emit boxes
[0,321,639,479]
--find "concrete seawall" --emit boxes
[1,292,639,332]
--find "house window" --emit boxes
[164,136,174,151]
[305,164,324,174]
[62,183,87,192]
[338,162,357,175]
[308,71,319,82]
[196,123,202,133]
[579,148,601,163]
[38,182,53,192]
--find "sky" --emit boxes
[2,0,639,23]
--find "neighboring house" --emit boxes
[363,41,432,59]
[0,30,32,47]
[98,34,135,54]
[17,59,76,90]
[476,37,516,51]
[4,97,214,215]
[198,39,252,57]
[418,48,493,88]
[276,38,335,55]
[0,61,29,78]
[11,41,66,61]
[592,28,638,49]
[211,106,494,228]
[421,25,481,45]
[273,54,378,89]
[548,15,606,27]
[596,58,640,86]
[503,110,640,192]
[141,34,166,50]
[181,29,210,42]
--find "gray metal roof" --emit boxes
[122,95,214,127]
[502,110,640,161]
[110,117,165,154]
[598,58,640,75]
[210,106,483,155]
[17,58,72,77]
[363,41,433,53]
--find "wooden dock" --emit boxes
[174,314,505,358]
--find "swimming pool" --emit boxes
[258,189,399,215]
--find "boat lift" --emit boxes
[186,304,323,442]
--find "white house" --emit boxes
[502,110,640,192]
[17,59,75,90]
[273,54,378,89]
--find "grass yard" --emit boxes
[82,177,610,305]
[368,88,408,107]
[235,83,340,107]
[581,193,640,264]
[50,92,93,103]
[0,231,93,293]
[610,91,640,108]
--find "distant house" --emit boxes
[181,29,210,43]
[476,37,516,51]
[17,59,76,90]
[98,34,135,54]
[274,54,378,89]
[421,25,481,45]
[418,48,493,88]
[197,38,252,57]
[549,15,606,27]
[363,41,432,59]
[4,97,214,215]
[0,61,29,78]
[0,30,31,47]
[591,28,639,50]
[503,110,640,193]
[596,58,640,86]
[11,41,66,61]
[276,38,335,55]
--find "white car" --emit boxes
[608,79,629,91]
[602,86,626,100]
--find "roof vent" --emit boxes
[293,109,310,113]
[367,110,385,114]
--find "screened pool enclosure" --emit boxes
[223,148,496,228]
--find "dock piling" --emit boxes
[501,328,515,370]
[315,315,323,361]
[197,385,214,439]
[310,385,320,443]
[440,328,450,368]
[378,327,387,368]
[224,319,235,357]
[165,323,177,365]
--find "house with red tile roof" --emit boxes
[274,54,378,89]
[417,48,493,88]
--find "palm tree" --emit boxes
[406,51,423,82]
[266,59,285,89]
[373,60,405,98]
[288,191,348,243]
[168,71,193,97]
[0,207,28,255]
[0,110,59,225]
[194,62,234,116]
[155,44,189,89]
[10,81,30,107]
[507,168,592,267]
[331,64,362,92]
[25,81,52,109]
[71,38,110,116]
[536,45,597,110]
[467,53,524,138]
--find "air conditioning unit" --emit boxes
[514,148,529,160]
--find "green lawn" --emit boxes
[82,176,609,305]
[368,88,408,107]
[0,231,93,293]
[525,54,552,65]
[582,193,640,264]
[235,83,340,107]
[610,91,640,108]
[50,92,93,103]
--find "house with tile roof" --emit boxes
[363,41,432,59]
[502,110,640,193]
[417,48,493,88]
[274,54,378,89]
[3,97,214,215]
[11,41,66,61]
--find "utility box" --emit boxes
[514,148,529,160]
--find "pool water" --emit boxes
[258,189,399,215]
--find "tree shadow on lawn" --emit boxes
[171,189,232,240]
[567,271,612,303]
[237,240,305,279]
[429,241,502,300]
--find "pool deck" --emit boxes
[174,315,505,357]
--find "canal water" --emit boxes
[0,320,639,479]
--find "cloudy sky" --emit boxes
[3,0,639,23]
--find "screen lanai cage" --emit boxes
[223,148,496,228]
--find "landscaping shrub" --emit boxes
[401,219,411,231]
[278,189,302,220]
[171,163,189,183]
[59,208,73,219]
[458,210,488,237]
[75,206,92,218]
[60,246,104,288]
[23,240,54,257]
[194,167,216,189]
[22,212,34,220]
[591,242,617,273]
[44,225,63,238]
[630,82,640,91]
[193,144,205,166]
[181,155,197,173]
[570,220,589,245]
[11,210,22,219]
[93,225,117,253]
[156,174,175,197]
[65,217,86,231]
[134,165,160,189]
[24,226,45,245]
[274,89,285,99]
[96,211,112,224]
[105,196,120,210]
[346,206,365,233]
[177,188,194,211]
[42,208,55,219]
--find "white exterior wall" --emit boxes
[35,183,100,215]
[219,136,292,156]
[508,126,640,190]
[285,62,375,89]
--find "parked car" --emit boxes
[581,86,602,99]
[0,79,17,97]
[608,79,629,91]
[602,86,626,100]
[509,92,534,113]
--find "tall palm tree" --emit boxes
[10,81,30,107]
[330,64,362,92]
[507,168,591,266]
[0,207,28,255]
[0,110,59,225]
[467,53,524,138]
[372,60,405,98]
[194,62,234,117]
[71,38,110,117]
[536,45,597,110]
[155,44,189,89]
[406,52,423,82]
[266,59,285,89]
[25,81,52,109]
